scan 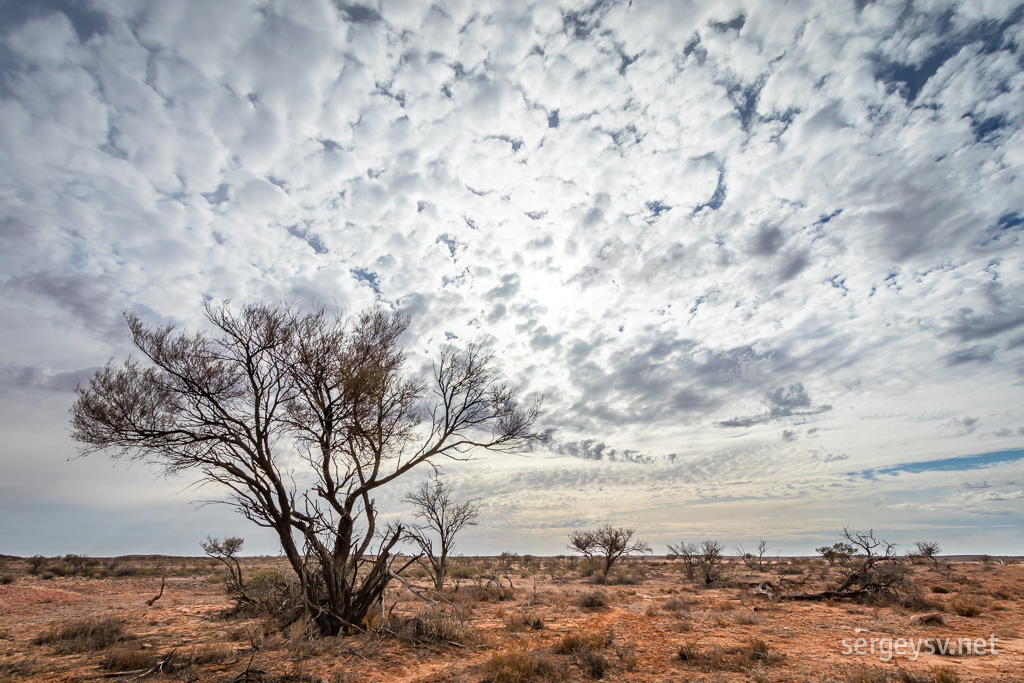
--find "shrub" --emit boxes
[506,611,544,632]
[27,556,47,575]
[931,666,960,683]
[577,590,607,609]
[32,617,133,653]
[734,610,762,625]
[676,638,782,672]
[662,596,692,612]
[449,564,477,580]
[101,647,155,672]
[577,650,607,679]
[471,582,516,602]
[836,665,932,682]
[950,599,982,617]
[1,574,14,585]
[931,586,950,594]
[398,608,471,645]
[552,631,611,654]
[595,568,645,585]
[483,644,565,682]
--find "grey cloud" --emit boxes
[486,274,520,300]
[485,304,506,324]
[750,225,785,256]
[530,326,562,351]
[777,251,809,281]
[554,439,653,465]
[944,345,997,365]
[6,272,122,337]
[0,0,108,42]
[946,417,981,435]
[1,363,98,392]
[715,383,832,428]
[781,429,797,443]
[944,308,1024,342]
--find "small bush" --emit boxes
[931,585,950,594]
[398,608,471,645]
[552,631,610,655]
[101,647,156,672]
[577,650,607,679]
[1,574,14,585]
[506,611,544,632]
[32,617,133,653]
[734,610,762,625]
[577,590,607,609]
[470,579,516,602]
[483,644,565,682]
[837,665,932,682]
[676,638,782,672]
[950,598,982,617]
[662,596,692,612]
[449,564,477,580]
[931,666,960,683]
[27,556,47,574]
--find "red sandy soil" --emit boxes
[0,556,1021,682]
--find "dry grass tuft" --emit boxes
[576,590,607,609]
[677,638,783,672]
[483,644,566,682]
[31,617,133,653]
[551,631,611,655]
[505,611,544,632]
[949,598,982,617]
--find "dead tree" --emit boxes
[567,525,651,577]
[737,539,771,571]
[784,528,909,602]
[71,302,547,635]
[402,477,479,591]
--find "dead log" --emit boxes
[780,589,869,601]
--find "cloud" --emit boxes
[0,363,97,392]
[947,417,981,436]
[0,0,1022,554]
[715,383,832,428]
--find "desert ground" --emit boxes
[0,553,1021,682]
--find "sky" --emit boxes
[1,0,1023,559]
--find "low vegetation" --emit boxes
[1,547,1017,682]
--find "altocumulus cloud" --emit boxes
[0,0,1022,555]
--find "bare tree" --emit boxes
[666,541,699,579]
[70,302,546,635]
[911,540,941,566]
[736,539,771,571]
[668,540,724,585]
[567,525,651,577]
[402,477,479,591]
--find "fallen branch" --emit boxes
[388,570,456,607]
[145,577,165,606]
[780,589,870,601]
